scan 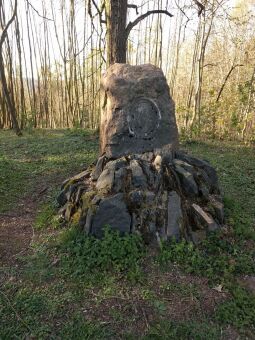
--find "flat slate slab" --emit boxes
[90,194,131,238]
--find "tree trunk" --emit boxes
[105,0,128,66]
[0,0,22,136]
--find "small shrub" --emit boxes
[58,226,145,278]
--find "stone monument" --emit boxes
[58,64,224,244]
[100,64,179,158]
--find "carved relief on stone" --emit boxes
[127,97,161,139]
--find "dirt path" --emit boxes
[0,200,37,267]
[0,183,51,269]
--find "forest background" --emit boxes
[0,0,254,141]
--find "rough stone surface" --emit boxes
[114,167,128,192]
[58,64,224,245]
[57,190,67,207]
[91,156,105,181]
[90,194,131,238]
[210,196,224,224]
[167,191,183,240]
[174,164,198,196]
[84,209,93,234]
[192,203,219,232]
[100,64,179,158]
[61,170,90,189]
[58,148,223,244]
[176,152,219,192]
[130,160,147,189]
[96,168,114,191]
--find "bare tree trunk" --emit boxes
[0,0,22,135]
[105,0,128,65]
[242,66,255,140]
[15,16,26,129]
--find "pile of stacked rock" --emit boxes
[58,64,224,244]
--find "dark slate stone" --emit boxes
[128,190,144,208]
[66,184,80,201]
[144,191,156,205]
[96,168,114,191]
[148,222,156,233]
[91,194,131,238]
[139,160,155,187]
[71,169,91,182]
[173,159,195,174]
[113,167,128,192]
[61,169,90,190]
[199,184,210,200]
[167,191,183,240]
[91,156,105,181]
[84,208,93,234]
[74,186,86,204]
[198,168,211,185]
[176,152,219,191]
[105,158,128,171]
[130,160,147,188]
[57,190,67,207]
[131,213,138,233]
[210,196,224,224]
[174,165,198,196]
[161,152,174,166]
[137,152,154,162]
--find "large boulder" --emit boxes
[100,64,179,158]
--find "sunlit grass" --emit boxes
[0,129,98,212]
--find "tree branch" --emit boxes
[193,0,205,16]
[0,0,17,48]
[90,0,106,24]
[126,10,173,37]
[25,0,53,21]
[127,4,139,15]
[216,64,244,102]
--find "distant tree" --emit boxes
[0,0,22,135]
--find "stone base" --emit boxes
[57,151,224,245]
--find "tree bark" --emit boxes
[105,0,128,65]
[0,0,22,136]
[104,0,173,66]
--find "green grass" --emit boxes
[182,140,255,222]
[0,131,255,338]
[0,129,97,212]
[143,320,221,340]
